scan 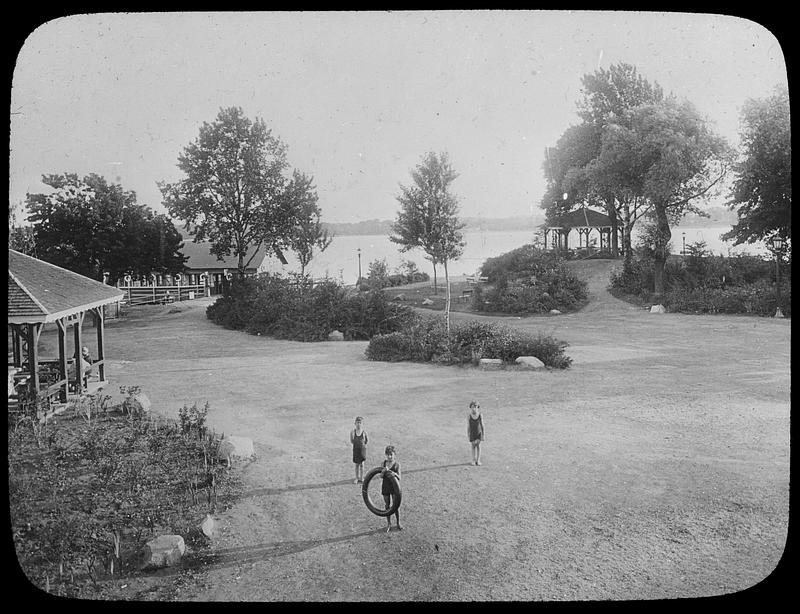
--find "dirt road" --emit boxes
[43,261,789,601]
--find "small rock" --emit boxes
[141,535,186,569]
[327,330,344,341]
[200,514,216,538]
[549,309,561,315]
[421,298,434,306]
[650,304,666,314]
[218,435,255,463]
[515,356,546,369]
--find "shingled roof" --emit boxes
[180,240,288,270]
[8,250,124,324]
[546,208,613,229]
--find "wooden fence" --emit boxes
[115,283,209,306]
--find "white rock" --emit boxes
[650,304,666,314]
[549,309,561,315]
[328,330,344,341]
[479,358,503,370]
[141,535,186,569]
[200,514,216,538]
[515,356,546,369]
[421,298,434,306]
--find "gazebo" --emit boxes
[542,207,620,254]
[8,249,124,404]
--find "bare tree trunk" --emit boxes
[444,259,451,335]
[622,202,634,269]
[652,203,671,301]
[431,262,438,294]
[605,201,619,257]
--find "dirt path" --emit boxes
[39,263,790,601]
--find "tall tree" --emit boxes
[722,86,791,249]
[8,201,37,256]
[160,106,311,276]
[285,170,333,277]
[543,63,666,257]
[390,151,465,332]
[627,99,731,297]
[25,173,185,283]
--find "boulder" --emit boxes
[650,304,666,314]
[421,298,434,306]
[549,309,561,315]
[200,514,216,538]
[218,435,255,463]
[327,330,344,341]
[479,358,503,370]
[515,356,546,369]
[141,535,186,569]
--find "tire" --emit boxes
[361,466,402,517]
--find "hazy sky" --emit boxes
[10,11,787,223]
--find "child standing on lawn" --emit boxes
[467,401,485,465]
[381,445,402,532]
[350,416,368,483]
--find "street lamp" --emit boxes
[682,232,686,256]
[357,248,362,285]
[770,236,785,318]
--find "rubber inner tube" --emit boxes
[361,466,402,517]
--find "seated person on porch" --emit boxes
[68,348,94,388]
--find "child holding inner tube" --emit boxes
[467,400,485,465]
[381,445,402,532]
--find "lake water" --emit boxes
[303,226,769,285]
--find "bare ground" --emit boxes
[37,260,790,601]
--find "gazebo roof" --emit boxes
[545,207,613,229]
[8,250,124,325]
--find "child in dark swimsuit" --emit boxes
[350,416,368,483]
[381,445,402,532]
[467,401,485,465]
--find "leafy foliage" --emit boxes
[365,316,572,369]
[206,274,419,341]
[25,173,185,284]
[474,245,588,314]
[160,106,316,275]
[8,396,241,599]
[722,86,791,249]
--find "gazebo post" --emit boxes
[72,312,85,394]
[92,307,106,383]
[25,323,41,397]
[57,319,68,402]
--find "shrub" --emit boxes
[475,245,588,314]
[208,273,418,341]
[365,316,572,368]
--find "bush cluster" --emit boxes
[8,396,241,599]
[207,273,420,341]
[474,245,588,314]
[365,316,572,369]
[610,244,791,316]
[359,258,430,291]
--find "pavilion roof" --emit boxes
[8,250,124,324]
[545,207,613,229]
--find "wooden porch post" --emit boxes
[25,323,41,397]
[72,312,86,394]
[93,307,106,382]
[57,319,68,402]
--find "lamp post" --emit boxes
[770,236,785,318]
[682,232,686,256]
[357,248,362,285]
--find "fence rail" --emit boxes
[116,284,209,306]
